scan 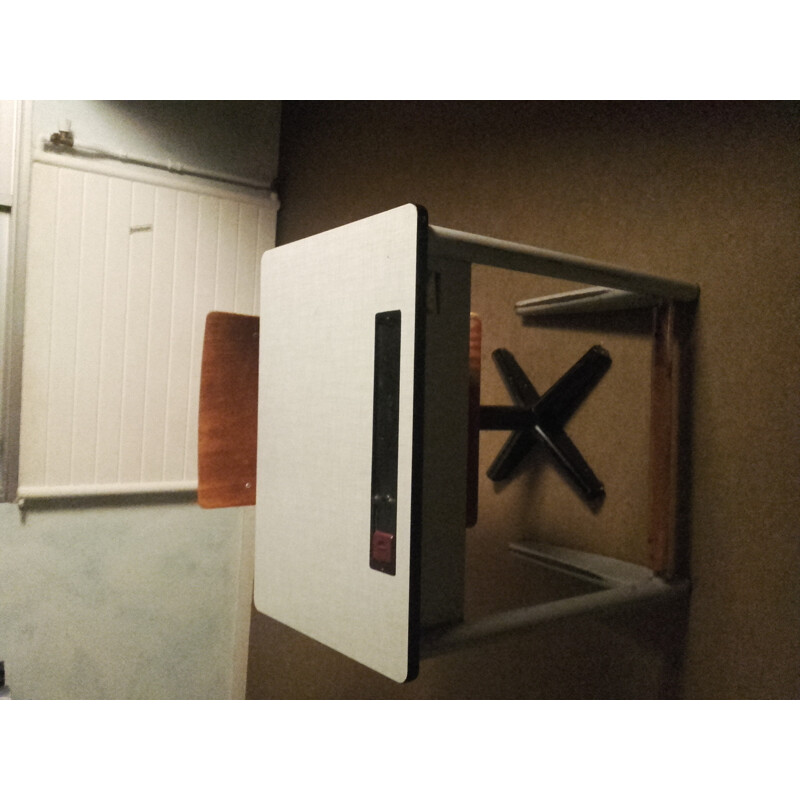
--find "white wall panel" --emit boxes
[18,162,58,485]
[46,167,84,486]
[0,100,17,205]
[69,172,108,486]
[162,190,200,484]
[140,186,178,483]
[94,178,132,486]
[18,160,277,498]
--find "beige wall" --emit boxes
[248,101,799,699]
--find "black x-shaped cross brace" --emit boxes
[480,345,612,502]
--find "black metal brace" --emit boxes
[482,345,612,501]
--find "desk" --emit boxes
[206,204,697,682]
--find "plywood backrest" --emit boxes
[198,311,259,508]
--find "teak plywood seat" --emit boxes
[198,205,698,682]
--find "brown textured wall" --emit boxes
[247,101,799,699]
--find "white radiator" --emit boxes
[18,157,277,499]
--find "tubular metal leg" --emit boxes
[419,541,690,659]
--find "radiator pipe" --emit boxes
[43,135,274,193]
